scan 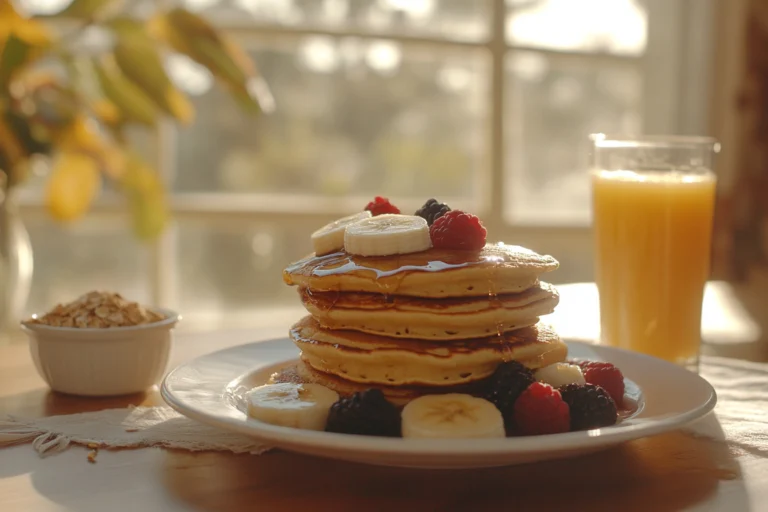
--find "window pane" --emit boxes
[23,215,151,314]
[173,37,488,204]
[184,0,490,42]
[174,219,316,330]
[506,0,647,56]
[504,52,642,224]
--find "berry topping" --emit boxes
[364,196,401,216]
[430,210,487,250]
[325,389,401,437]
[485,361,535,433]
[514,382,570,436]
[415,198,451,226]
[559,383,618,431]
[576,361,625,406]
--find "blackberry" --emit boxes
[325,389,401,437]
[485,361,535,433]
[559,383,618,431]
[415,198,451,226]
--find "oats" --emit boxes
[107,312,124,324]
[27,291,167,329]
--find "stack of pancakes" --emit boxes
[274,243,567,405]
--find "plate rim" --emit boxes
[160,338,717,456]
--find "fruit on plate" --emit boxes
[246,383,339,430]
[311,211,372,256]
[535,363,586,389]
[401,393,505,439]
[429,210,487,250]
[559,383,618,430]
[415,198,451,225]
[325,389,402,437]
[576,361,626,407]
[344,214,432,257]
[513,382,570,436]
[365,196,401,216]
[485,361,536,432]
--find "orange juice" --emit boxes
[592,170,716,367]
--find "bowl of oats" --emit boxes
[22,291,179,396]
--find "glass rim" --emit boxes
[590,133,720,151]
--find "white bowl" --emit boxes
[22,308,180,396]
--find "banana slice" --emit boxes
[344,214,432,257]
[246,383,339,430]
[401,393,505,439]
[535,363,586,388]
[311,211,372,256]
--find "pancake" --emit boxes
[283,243,559,298]
[270,360,491,407]
[299,282,560,340]
[290,316,567,386]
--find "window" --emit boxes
[19,0,715,330]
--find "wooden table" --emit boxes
[1,285,767,512]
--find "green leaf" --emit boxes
[230,77,274,115]
[120,154,168,239]
[110,20,193,123]
[0,113,27,173]
[150,8,271,115]
[55,0,121,19]
[93,56,158,126]
[0,34,31,86]
[187,37,248,88]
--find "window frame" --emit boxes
[17,0,715,309]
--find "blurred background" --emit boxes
[4,0,765,343]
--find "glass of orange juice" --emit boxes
[590,134,720,371]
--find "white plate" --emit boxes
[161,339,716,469]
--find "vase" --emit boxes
[0,188,33,340]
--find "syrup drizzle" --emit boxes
[283,245,538,284]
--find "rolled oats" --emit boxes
[27,291,167,328]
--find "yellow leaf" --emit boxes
[120,155,167,239]
[0,2,51,51]
[55,116,126,179]
[46,151,101,222]
[92,98,121,126]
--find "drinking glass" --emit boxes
[590,134,720,371]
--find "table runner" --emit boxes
[0,356,766,458]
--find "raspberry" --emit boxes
[364,196,400,216]
[576,361,625,407]
[485,361,535,433]
[559,383,618,431]
[513,382,570,436]
[429,210,487,250]
[325,389,401,437]
[415,198,451,226]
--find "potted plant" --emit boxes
[0,0,272,331]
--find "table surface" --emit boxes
[1,283,767,512]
